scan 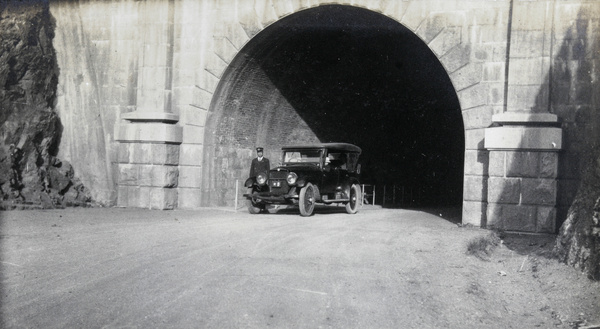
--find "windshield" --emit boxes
[282,149,322,165]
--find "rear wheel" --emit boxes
[299,183,315,216]
[345,184,360,214]
[247,188,263,214]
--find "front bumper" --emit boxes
[243,187,299,205]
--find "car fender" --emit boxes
[296,178,307,188]
[244,177,256,188]
[342,178,361,192]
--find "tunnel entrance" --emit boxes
[203,5,464,210]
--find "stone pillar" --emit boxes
[115,113,182,209]
[114,0,182,209]
[484,113,562,233]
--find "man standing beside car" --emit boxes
[249,147,270,178]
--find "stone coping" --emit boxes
[492,112,558,125]
[484,126,562,151]
[121,111,179,123]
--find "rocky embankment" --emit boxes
[0,2,91,209]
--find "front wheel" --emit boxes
[345,184,361,214]
[299,183,315,216]
[247,188,263,214]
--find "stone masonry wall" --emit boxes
[487,151,559,232]
[46,0,600,231]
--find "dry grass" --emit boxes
[466,231,502,261]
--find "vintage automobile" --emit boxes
[243,143,362,216]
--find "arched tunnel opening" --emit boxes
[204,5,464,211]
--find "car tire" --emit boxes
[247,188,263,214]
[299,183,315,217]
[345,184,360,214]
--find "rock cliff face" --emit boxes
[0,2,91,209]
[555,150,600,280]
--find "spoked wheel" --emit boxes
[345,184,361,214]
[299,183,316,217]
[247,188,264,214]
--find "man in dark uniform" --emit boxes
[249,147,270,177]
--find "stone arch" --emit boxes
[196,2,491,217]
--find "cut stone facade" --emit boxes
[49,0,600,232]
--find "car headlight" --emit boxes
[286,172,298,185]
[256,173,267,186]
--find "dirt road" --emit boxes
[0,206,598,328]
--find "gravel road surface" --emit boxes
[0,206,597,328]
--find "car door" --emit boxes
[322,150,341,195]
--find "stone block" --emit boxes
[173,66,195,86]
[502,204,537,232]
[508,58,545,85]
[457,83,487,110]
[138,165,153,186]
[150,187,177,210]
[488,151,505,177]
[181,106,208,126]
[463,175,487,202]
[138,186,151,208]
[511,1,550,31]
[488,83,505,105]
[451,63,483,92]
[205,52,228,79]
[179,143,204,166]
[138,123,183,144]
[521,178,557,206]
[177,187,202,209]
[198,67,219,93]
[429,26,462,57]
[131,143,152,164]
[192,88,213,112]
[510,30,545,58]
[482,62,505,82]
[463,150,488,176]
[539,152,558,178]
[492,112,558,125]
[152,165,179,188]
[151,144,180,165]
[507,84,549,111]
[486,203,503,228]
[182,125,205,144]
[537,206,556,233]
[213,35,238,65]
[488,177,520,204]
[462,201,486,227]
[118,164,139,186]
[127,186,140,208]
[116,122,183,144]
[178,165,203,188]
[462,106,493,129]
[117,185,129,207]
[485,126,562,150]
[439,43,470,73]
[117,143,131,164]
[506,151,539,178]
[465,128,486,150]
[416,13,446,44]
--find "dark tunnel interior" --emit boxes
[207,5,464,207]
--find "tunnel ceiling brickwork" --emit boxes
[49,0,600,229]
